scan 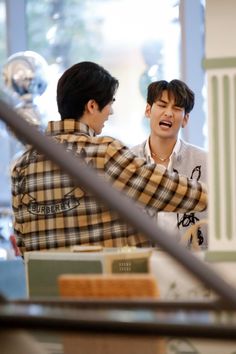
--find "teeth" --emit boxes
[160,121,172,127]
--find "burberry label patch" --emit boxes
[28,198,80,215]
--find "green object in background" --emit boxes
[28,259,102,297]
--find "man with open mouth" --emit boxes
[131,79,208,250]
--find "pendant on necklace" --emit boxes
[151,151,170,162]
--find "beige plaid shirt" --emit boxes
[11,120,207,252]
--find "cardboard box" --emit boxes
[58,273,159,299]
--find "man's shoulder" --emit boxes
[92,135,127,149]
[177,140,208,179]
[180,139,207,157]
[11,147,35,169]
[94,135,119,143]
[130,141,146,157]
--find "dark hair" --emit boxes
[57,61,119,119]
[147,79,194,114]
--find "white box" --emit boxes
[24,247,152,298]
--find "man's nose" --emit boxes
[110,106,114,115]
[164,109,173,117]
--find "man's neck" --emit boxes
[149,135,177,159]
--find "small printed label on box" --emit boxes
[112,258,148,273]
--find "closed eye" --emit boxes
[174,106,184,112]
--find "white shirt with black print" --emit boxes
[131,138,208,250]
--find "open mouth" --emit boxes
[159,120,172,128]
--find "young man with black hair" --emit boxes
[11,63,207,253]
[131,80,208,249]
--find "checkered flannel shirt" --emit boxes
[11,120,207,252]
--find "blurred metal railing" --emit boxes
[0,97,236,310]
[0,298,236,339]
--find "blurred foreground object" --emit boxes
[24,248,151,298]
[58,274,159,299]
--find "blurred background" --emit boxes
[0,0,206,210]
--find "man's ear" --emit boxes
[145,103,151,118]
[182,113,189,128]
[86,99,97,114]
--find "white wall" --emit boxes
[205,0,236,255]
[206,0,236,58]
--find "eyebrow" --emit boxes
[157,99,168,104]
[157,98,183,108]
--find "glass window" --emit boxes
[0,0,11,207]
[0,0,6,66]
[26,0,180,146]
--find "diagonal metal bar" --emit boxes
[0,98,236,308]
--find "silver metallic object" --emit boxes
[2,50,49,127]
[0,52,49,237]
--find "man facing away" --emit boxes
[11,62,207,254]
[131,80,208,249]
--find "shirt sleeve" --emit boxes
[104,140,207,213]
[11,165,25,250]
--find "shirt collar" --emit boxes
[46,119,96,137]
[172,138,181,155]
